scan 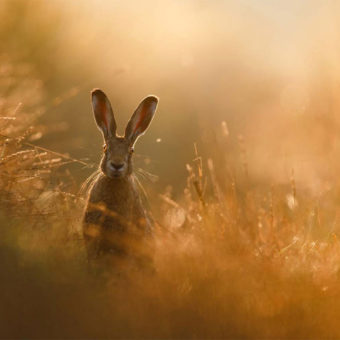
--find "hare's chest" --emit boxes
[103,190,135,226]
[85,177,140,231]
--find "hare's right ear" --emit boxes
[91,89,117,139]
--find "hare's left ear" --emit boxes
[125,95,158,145]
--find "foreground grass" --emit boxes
[2,143,340,339]
[1,64,340,338]
[1,203,340,339]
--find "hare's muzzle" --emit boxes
[108,161,126,177]
[110,162,124,170]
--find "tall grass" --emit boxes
[2,1,340,338]
[2,61,340,339]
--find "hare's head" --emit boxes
[91,89,158,179]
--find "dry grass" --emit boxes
[2,60,340,340]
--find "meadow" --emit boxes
[2,0,340,338]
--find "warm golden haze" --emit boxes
[1,0,340,338]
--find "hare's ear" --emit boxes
[125,95,158,145]
[91,89,117,139]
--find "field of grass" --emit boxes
[2,1,340,338]
[2,60,340,339]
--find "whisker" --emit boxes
[135,167,159,183]
[79,169,101,197]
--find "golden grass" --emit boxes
[2,60,340,339]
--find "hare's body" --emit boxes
[83,173,152,258]
[82,89,158,262]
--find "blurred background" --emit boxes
[3,2,340,338]
[1,0,340,195]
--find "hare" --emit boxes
[83,89,159,266]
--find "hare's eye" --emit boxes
[130,148,134,154]
[103,144,107,152]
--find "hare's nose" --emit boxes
[110,162,124,170]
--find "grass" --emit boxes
[2,60,340,339]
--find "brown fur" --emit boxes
[82,89,158,264]
[83,173,151,259]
